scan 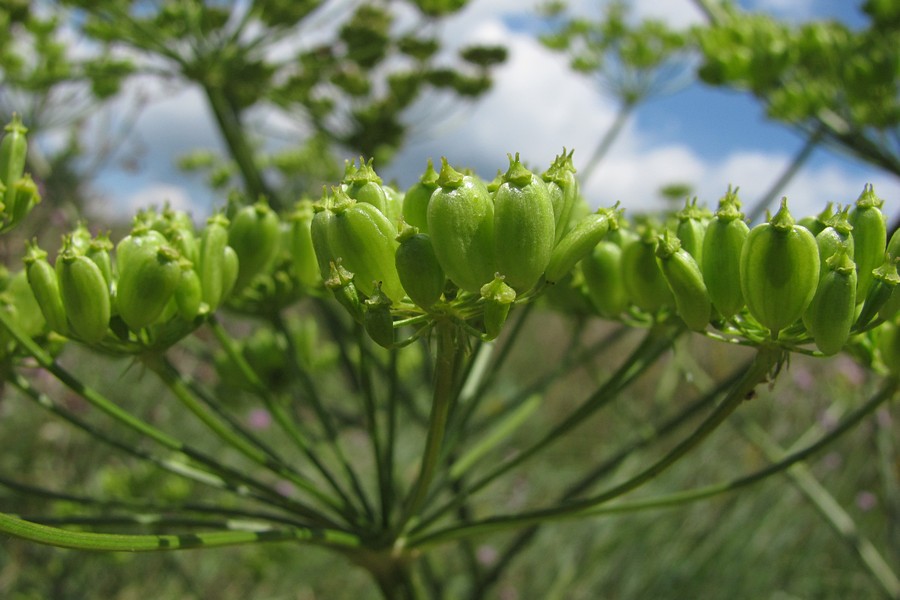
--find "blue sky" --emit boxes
[89,0,899,227]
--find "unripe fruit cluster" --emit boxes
[310,152,622,345]
[571,185,898,358]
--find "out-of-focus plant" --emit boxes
[59,0,507,209]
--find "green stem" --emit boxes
[580,100,636,185]
[0,311,326,521]
[0,511,360,552]
[207,316,363,519]
[273,311,376,525]
[415,327,674,532]
[408,346,781,548]
[356,324,385,525]
[397,320,460,533]
[203,85,277,207]
[147,355,353,522]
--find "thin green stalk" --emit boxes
[0,311,328,523]
[739,419,900,599]
[203,85,277,207]
[356,324,385,525]
[273,311,377,526]
[207,315,364,520]
[147,356,353,521]
[408,346,781,548]
[397,320,461,533]
[0,511,360,552]
[0,474,309,528]
[6,372,302,517]
[415,327,675,532]
[384,350,400,528]
[473,360,752,596]
[580,100,636,185]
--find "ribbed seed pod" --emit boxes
[493,153,555,292]
[480,274,516,341]
[228,199,281,293]
[364,283,394,349]
[701,190,749,319]
[427,158,496,293]
[797,202,834,237]
[6,270,46,337]
[740,199,819,337]
[289,200,322,289]
[675,197,707,265]
[328,189,404,303]
[395,224,445,309]
[656,231,711,331]
[344,157,390,218]
[56,246,111,344]
[116,244,183,331]
[197,214,231,311]
[856,255,899,327]
[9,174,41,227]
[544,206,619,283]
[325,260,364,322]
[878,322,900,376]
[815,205,854,278]
[581,240,628,318]
[311,194,337,281]
[174,265,203,321]
[803,248,857,355]
[402,159,439,233]
[0,114,28,212]
[541,148,578,244]
[24,242,67,335]
[848,184,887,303]
[621,228,674,313]
[86,233,114,292]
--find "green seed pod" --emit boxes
[116,226,167,275]
[0,114,28,212]
[802,248,857,355]
[86,233,114,291]
[174,264,203,321]
[8,173,41,227]
[395,224,445,309]
[198,214,230,311]
[740,198,819,337]
[493,153,556,292]
[24,242,68,335]
[856,255,899,327]
[402,159,439,233]
[228,199,281,292]
[68,222,95,257]
[545,205,620,284]
[848,184,887,303]
[221,245,240,303]
[56,246,111,344]
[701,189,749,319]
[887,227,900,261]
[364,283,394,349]
[675,197,708,264]
[581,240,628,318]
[289,200,322,289]
[6,270,46,337]
[878,322,900,376]
[797,202,834,237]
[116,244,183,331]
[325,260,364,322]
[621,227,674,313]
[656,231,711,331]
[328,189,404,303]
[480,274,516,341]
[541,148,578,244]
[345,157,389,217]
[427,158,496,293]
[311,192,337,281]
[815,205,854,278]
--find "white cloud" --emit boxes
[88,182,201,223]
